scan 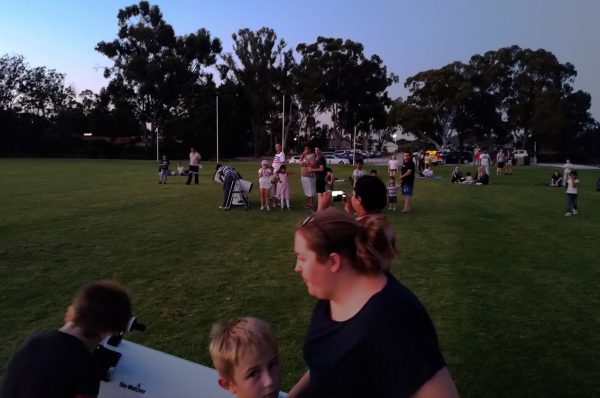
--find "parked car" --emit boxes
[512,149,528,158]
[288,155,301,164]
[444,150,473,164]
[325,154,351,165]
[437,148,452,159]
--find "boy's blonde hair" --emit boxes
[209,317,278,380]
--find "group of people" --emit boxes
[474,147,514,176]
[2,196,460,398]
[450,166,490,185]
[387,151,414,213]
[208,173,458,397]
[157,148,201,185]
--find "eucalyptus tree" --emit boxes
[218,27,290,156]
[96,1,221,153]
[388,98,437,146]
[0,54,27,110]
[469,46,596,152]
[19,66,75,118]
[404,61,473,148]
[295,37,397,148]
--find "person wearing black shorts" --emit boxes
[311,147,327,207]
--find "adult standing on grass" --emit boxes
[479,148,491,177]
[300,146,316,209]
[215,163,240,210]
[496,150,506,176]
[185,147,202,185]
[399,151,416,213]
[272,143,285,174]
[288,208,459,398]
[310,147,327,209]
[0,280,132,398]
[318,175,396,269]
[505,152,513,175]
[272,143,286,206]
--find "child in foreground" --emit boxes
[209,317,281,398]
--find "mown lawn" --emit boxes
[0,158,599,397]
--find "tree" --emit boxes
[404,62,472,148]
[218,27,289,157]
[0,54,27,110]
[96,1,221,154]
[295,37,397,148]
[19,66,75,118]
[388,98,436,145]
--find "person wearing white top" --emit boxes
[562,159,574,187]
[479,148,491,176]
[272,143,285,173]
[565,170,579,216]
[388,154,399,177]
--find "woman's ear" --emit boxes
[328,252,342,273]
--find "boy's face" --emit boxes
[219,345,281,398]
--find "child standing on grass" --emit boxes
[258,160,272,211]
[278,165,292,210]
[352,159,366,187]
[325,167,334,191]
[387,176,398,211]
[209,317,281,398]
[158,155,170,184]
[565,170,579,216]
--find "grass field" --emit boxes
[0,158,599,397]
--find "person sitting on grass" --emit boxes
[474,165,490,185]
[0,280,133,398]
[421,165,434,178]
[209,317,281,398]
[451,167,464,183]
[462,172,474,184]
[550,170,563,187]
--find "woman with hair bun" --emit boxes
[288,208,458,398]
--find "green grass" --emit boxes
[1,158,599,397]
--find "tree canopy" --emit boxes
[1,3,598,161]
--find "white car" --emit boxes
[325,155,350,165]
[512,150,528,158]
[288,155,301,164]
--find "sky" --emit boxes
[1,0,599,120]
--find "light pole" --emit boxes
[216,94,219,164]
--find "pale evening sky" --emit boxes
[1,0,598,120]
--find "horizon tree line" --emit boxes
[1,0,598,161]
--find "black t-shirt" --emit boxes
[401,160,416,186]
[0,330,100,398]
[303,273,445,398]
[315,155,326,182]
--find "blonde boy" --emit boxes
[209,317,281,398]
